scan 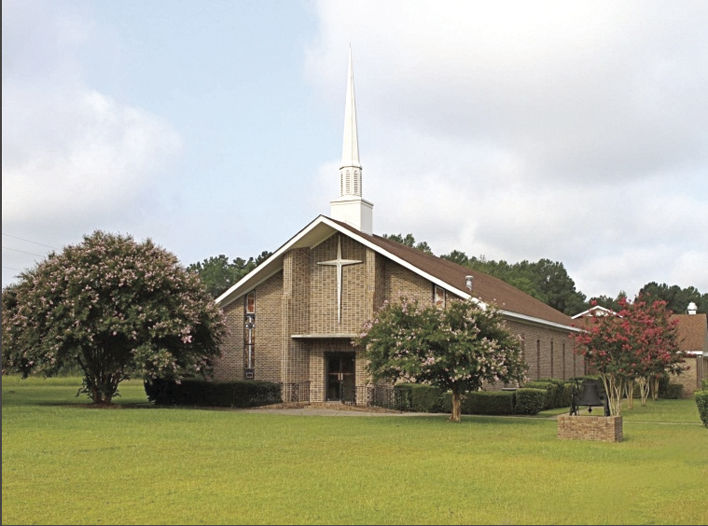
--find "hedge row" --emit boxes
[702,378,708,391]
[695,391,708,428]
[523,378,574,409]
[144,378,282,407]
[392,383,547,415]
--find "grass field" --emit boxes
[2,376,706,525]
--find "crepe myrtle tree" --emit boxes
[1,231,226,404]
[355,298,527,422]
[572,297,684,415]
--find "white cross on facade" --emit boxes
[317,235,362,324]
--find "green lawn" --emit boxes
[2,376,706,525]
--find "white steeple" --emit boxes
[330,46,373,234]
[341,45,361,182]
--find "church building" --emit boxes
[214,51,583,404]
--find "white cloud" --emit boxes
[1,0,181,287]
[307,0,708,299]
[2,86,180,226]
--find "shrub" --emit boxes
[144,379,281,407]
[702,379,708,391]
[393,383,442,412]
[462,391,515,415]
[658,374,671,397]
[695,391,708,428]
[514,388,546,415]
[523,381,556,409]
[663,383,684,399]
[537,378,574,408]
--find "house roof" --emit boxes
[672,313,708,352]
[216,215,579,332]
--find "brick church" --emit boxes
[213,51,583,404]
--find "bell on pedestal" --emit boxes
[570,379,610,416]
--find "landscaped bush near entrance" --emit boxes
[144,378,281,407]
[462,391,515,415]
[514,388,546,415]
[525,379,574,409]
[702,378,708,390]
[695,390,708,428]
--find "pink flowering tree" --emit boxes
[572,297,684,415]
[1,231,226,404]
[355,298,526,423]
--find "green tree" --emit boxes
[1,231,226,404]
[382,233,434,255]
[440,249,469,266]
[356,299,527,422]
[188,250,273,298]
[638,282,705,314]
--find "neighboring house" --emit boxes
[671,303,708,396]
[213,51,583,405]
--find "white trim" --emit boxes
[571,305,616,319]
[291,333,358,339]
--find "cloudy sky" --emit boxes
[3,0,707,302]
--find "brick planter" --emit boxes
[557,414,623,443]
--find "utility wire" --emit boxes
[1,232,57,250]
[2,246,47,257]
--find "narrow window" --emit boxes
[562,342,567,379]
[536,340,541,380]
[550,340,554,378]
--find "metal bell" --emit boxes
[578,380,605,407]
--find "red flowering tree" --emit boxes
[572,297,684,415]
[355,298,527,422]
[1,231,226,404]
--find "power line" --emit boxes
[1,232,57,250]
[2,246,47,257]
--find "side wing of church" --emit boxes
[213,49,584,404]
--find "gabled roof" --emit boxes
[216,215,580,332]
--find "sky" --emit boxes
[3,0,707,304]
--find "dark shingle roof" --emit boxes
[672,313,708,352]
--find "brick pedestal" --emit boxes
[557,414,623,443]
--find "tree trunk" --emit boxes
[638,376,650,406]
[449,390,462,423]
[601,374,623,416]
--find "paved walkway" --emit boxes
[240,403,431,417]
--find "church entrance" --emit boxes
[325,352,355,402]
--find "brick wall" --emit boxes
[557,415,623,442]
[384,261,434,306]
[506,320,583,382]
[212,301,244,381]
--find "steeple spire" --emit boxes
[341,45,361,172]
[330,46,373,234]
